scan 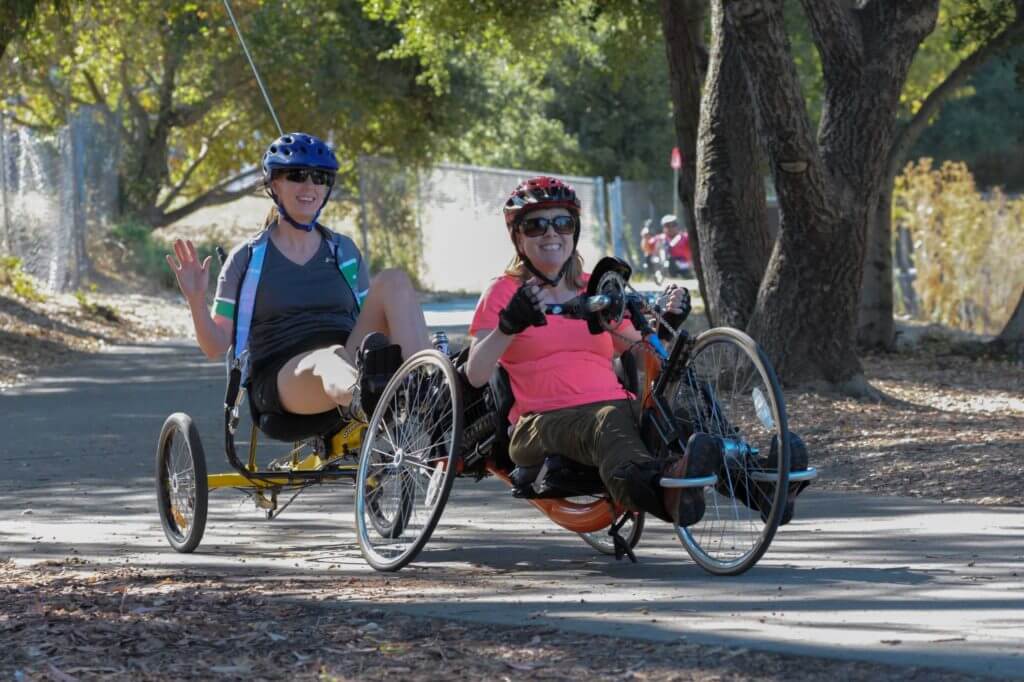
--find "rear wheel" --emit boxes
[659,328,789,575]
[156,413,208,553]
[355,350,462,571]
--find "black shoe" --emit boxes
[661,433,722,527]
[720,432,809,526]
[356,332,403,418]
[762,432,809,526]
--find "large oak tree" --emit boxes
[858,0,1024,349]
[715,0,939,391]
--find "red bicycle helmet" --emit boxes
[503,176,581,230]
[503,176,583,287]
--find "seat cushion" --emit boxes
[258,409,344,442]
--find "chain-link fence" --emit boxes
[357,156,611,292]
[0,107,118,292]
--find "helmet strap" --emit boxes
[512,220,580,288]
[269,186,332,233]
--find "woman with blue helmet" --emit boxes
[166,132,429,418]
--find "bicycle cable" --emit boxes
[222,0,284,137]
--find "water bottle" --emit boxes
[432,330,450,356]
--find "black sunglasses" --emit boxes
[519,215,576,238]
[276,168,334,186]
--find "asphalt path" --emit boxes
[1,318,1022,678]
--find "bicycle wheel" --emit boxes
[155,413,209,553]
[578,510,645,556]
[355,350,462,571]
[659,327,789,575]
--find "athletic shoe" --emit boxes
[661,433,723,526]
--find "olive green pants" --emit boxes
[508,399,657,510]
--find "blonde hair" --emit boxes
[260,205,279,232]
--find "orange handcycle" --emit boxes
[352,257,817,574]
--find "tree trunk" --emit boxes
[857,180,895,349]
[857,9,1024,349]
[725,0,938,392]
[694,0,770,329]
[991,287,1024,359]
[659,0,709,311]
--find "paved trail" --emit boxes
[1,338,1022,679]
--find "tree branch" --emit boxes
[120,56,148,140]
[887,15,1024,181]
[156,118,235,211]
[798,0,863,77]
[726,0,832,230]
[152,177,262,228]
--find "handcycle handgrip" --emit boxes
[542,293,614,318]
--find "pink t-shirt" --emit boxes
[469,274,629,425]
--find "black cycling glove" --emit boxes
[659,286,691,340]
[498,284,547,335]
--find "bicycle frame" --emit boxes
[480,314,690,535]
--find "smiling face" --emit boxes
[271,170,330,224]
[514,207,575,278]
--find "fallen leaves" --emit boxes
[0,561,990,682]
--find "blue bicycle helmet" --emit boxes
[262,132,340,231]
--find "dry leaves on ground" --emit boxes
[789,351,1024,506]
[0,560,989,682]
[0,289,193,389]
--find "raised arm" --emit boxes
[166,239,232,360]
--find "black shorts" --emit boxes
[249,330,350,416]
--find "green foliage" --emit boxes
[894,159,1024,334]
[110,221,219,290]
[911,44,1024,190]
[354,158,423,287]
[74,285,120,322]
[0,255,47,302]
[1,0,472,225]
[359,0,674,180]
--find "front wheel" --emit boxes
[355,350,463,571]
[658,327,789,575]
[156,413,209,553]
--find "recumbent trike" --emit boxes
[155,257,816,576]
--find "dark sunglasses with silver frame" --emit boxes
[519,215,577,238]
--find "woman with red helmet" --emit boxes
[165,132,429,421]
[464,176,722,527]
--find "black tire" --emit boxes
[156,413,209,553]
[366,463,415,539]
[355,350,462,571]
[658,327,789,575]
[578,510,645,556]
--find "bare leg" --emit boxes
[346,268,430,360]
[276,345,358,414]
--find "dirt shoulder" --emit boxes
[0,287,193,390]
[0,560,991,682]
[792,349,1024,507]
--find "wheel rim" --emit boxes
[579,510,644,556]
[356,351,460,569]
[162,428,197,541]
[664,330,788,573]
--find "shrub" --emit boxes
[0,256,47,302]
[894,159,1024,335]
[109,221,220,291]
